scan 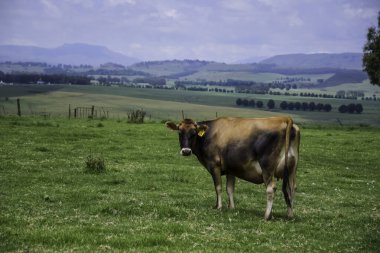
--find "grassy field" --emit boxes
[1,85,380,126]
[0,116,379,252]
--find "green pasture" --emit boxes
[1,85,380,126]
[0,116,379,252]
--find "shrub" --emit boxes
[256,101,263,108]
[128,109,146,123]
[85,155,106,174]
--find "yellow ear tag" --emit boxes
[198,130,205,137]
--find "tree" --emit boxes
[363,12,380,86]
[339,104,348,113]
[248,99,255,107]
[294,102,301,110]
[309,102,316,111]
[280,101,288,110]
[267,99,275,109]
[256,101,264,108]
[301,102,309,111]
[323,104,332,112]
[316,103,324,111]
[347,103,356,114]
[355,103,363,114]
[236,98,243,106]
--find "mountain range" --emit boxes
[0,43,139,66]
[0,43,363,70]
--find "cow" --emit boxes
[166,116,300,220]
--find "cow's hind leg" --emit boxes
[282,156,297,218]
[264,175,277,220]
[226,174,236,209]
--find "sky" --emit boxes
[0,0,379,63]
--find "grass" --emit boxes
[1,85,379,126]
[0,116,379,252]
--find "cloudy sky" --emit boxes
[0,0,379,62]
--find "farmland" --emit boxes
[1,84,380,126]
[0,115,379,252]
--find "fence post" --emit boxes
[69,104,71,119]
[181,110,185,119]
[17,98,21,117]
[74,108,77,118]
[91,105,95,118]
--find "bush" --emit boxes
[256,101,263,108]
[128,109,146,123]
[85,155,106,174]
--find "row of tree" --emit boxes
[237,98,333,112]
[338,104,364,114]
[0,72,91,85]
[236,98,364,114]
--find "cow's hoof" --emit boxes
[264,211,273,220]
[287,208,294,219]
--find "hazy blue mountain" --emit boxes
[0,43,139,66]
[259,53,363,70]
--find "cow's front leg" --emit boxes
[226,174,236,209]
[211,167,222,210]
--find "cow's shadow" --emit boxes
[203,205,304,223]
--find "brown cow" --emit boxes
[166,116,300,220]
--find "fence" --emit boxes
[70,105,109,119]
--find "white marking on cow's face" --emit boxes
[180,148,192,156]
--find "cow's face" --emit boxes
[166,119,208,156]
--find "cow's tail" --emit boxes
[282,117,293,208]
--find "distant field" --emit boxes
[1,116,379,252]
[0,84,380,126]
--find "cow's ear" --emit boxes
[166,121,179,131]
[197,124,208,137]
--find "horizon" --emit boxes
[1,0,379,63]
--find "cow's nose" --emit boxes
[180,148,192,156]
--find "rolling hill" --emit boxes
[260,53,363,70]
[0,43,139,66]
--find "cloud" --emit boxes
[343,4,378,19]
[288,13,304,27]
[106,0,136,7]
[163,9,179,19]
[40,0,61,17]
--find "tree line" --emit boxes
[0,72,91,85]
[236,98,364,114]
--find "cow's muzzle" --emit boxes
[180,148,192,156]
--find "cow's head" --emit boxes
[166,119,208,156]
